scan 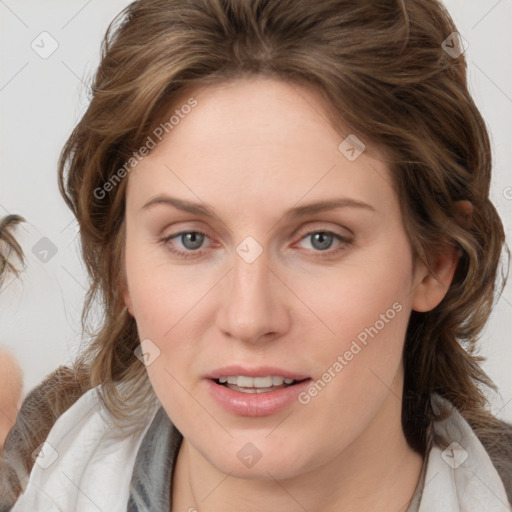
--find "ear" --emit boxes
[411,200,472,313]
[411,247,459,312]
[119,280,135,317]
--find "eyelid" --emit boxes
[294,221,353,238]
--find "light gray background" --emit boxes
[1,0,511,421]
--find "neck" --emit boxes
[171,388,424,512]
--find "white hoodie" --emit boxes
[9,386,512,511]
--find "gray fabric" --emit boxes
[127,407,182,512]
[127,406,429,512]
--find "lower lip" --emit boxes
[205,378,312,417]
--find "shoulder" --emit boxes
[427,393,512,510]
[477,418,512,506]
[0,364,91,510]
[6,380,159,511]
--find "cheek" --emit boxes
[124,253,201,419]
[299,235,413,346]
[124,238,213,396]
[124,238,199,338]
[293,230,414,408]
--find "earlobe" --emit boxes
[411,245,461,313]
[120,282,134,317]
[124,293,134,316]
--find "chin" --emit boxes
[198,436,311,480]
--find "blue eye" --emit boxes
[160,229,352,259]
[161,231,209,259]
[175,232,205,250]
[298,230,345,252]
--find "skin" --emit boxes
[122,77,461,511]
[0,348,23,449]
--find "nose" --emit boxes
[216,247,290,345]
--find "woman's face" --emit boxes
[122,77,431,479]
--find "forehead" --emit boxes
[126,77,398,219]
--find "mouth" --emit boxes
[205,368,313,416]
[213,375,309,394]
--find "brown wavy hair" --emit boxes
[0,215,25,285]
[2,0,511,505]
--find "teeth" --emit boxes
[217,375,297,388]
[253,376,273,387]
[272,376,283,386]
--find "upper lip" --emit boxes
[205,365,311,381]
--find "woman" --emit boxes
[1,0,511,510]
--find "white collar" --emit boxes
[418,393,510,511]
[10,388,510,511]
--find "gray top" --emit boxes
[127,407,183,511]
[126,407,428,511]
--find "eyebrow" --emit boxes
[142,195,376,220]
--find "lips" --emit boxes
[204,365,312,416]
[206,377,312,416]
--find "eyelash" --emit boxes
[159,229,353,260]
